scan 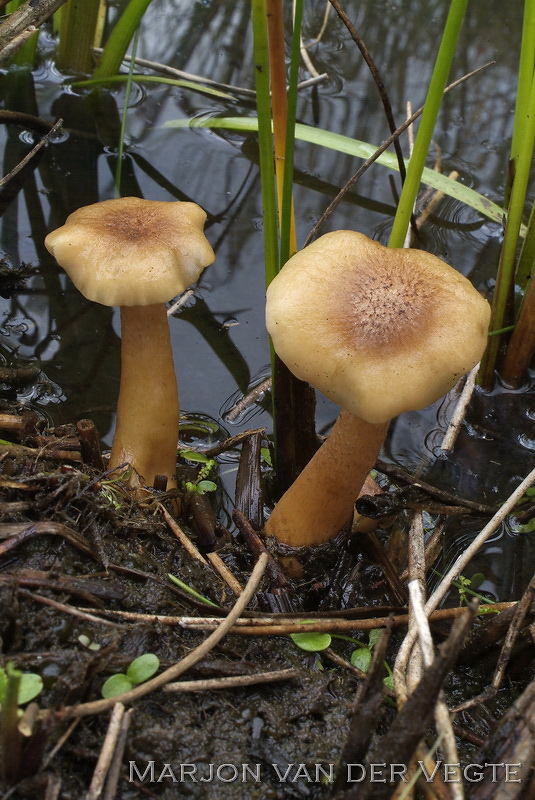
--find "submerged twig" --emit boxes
[440,363,480,452]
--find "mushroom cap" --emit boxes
[45,197,215,307]
[266,230,491,424]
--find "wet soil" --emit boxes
[0,410,534,799]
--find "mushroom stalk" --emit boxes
[109,304,179,491]
[264,411,388,547]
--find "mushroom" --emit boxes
[45,197,215,493]
[264,230,490,547]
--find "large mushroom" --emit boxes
[264,230,490,547]
[45,197,215,494]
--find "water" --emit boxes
[0,0,533,598]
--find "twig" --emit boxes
[102,708,133,800]
[76,603,514,634]
[17,589,121,627]
[440,363,480,452]
[224,378,271,422]
[0,118,63,188]
[42,718,81,768]
[42,553,268,720]
[163,667,300,692]
[86,703,125,800]
[206,552,243,596]
[233,509,290,588]
[0,0,69,64]
[328,0,408,189]
[159,504,207,565]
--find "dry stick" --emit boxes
[44,776,62,800]
[102,708,133,800]
[305,62,493,245]
[86,703,125,800]
[394,467,535,689]
[163,667,300,693]
[409,581,463,798]
[44,552,268,721]
[0,0,68,63]
[159,504,207,565]
[206,552,244,597]
[17,589,121,628]
[440,363,480,452]
[76,604,514,634]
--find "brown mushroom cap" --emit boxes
[266,231,490,424]
[44,197,215,307]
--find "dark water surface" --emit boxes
[1,0,533,597]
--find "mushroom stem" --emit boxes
[264,410,388,547]
[109,304,179,491]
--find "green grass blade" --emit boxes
[165,116,506,227]
[388,0,469,248]
[279,0,302,265]
[72,74,233,99]
[480,69,535,384]
[94,0,153,80]
[114,26,140,196]
[251,0,279,288]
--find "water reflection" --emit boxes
[0,0,532,597]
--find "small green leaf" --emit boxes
[127,654,160,685]
[179,449,212,464]
[260,447,272,467]
[290,632,332,652]
[101,674,132,699]
[17,673,43,705]
[350,647,372,672]
[469,573,486,590]
[383,674,395,691]
[368,629,382,649]
[196,480,217,494]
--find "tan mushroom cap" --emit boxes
[266,231,491,424]
[45,197,215,307]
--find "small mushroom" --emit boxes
[45,197,215,493]
[264,230,490,547]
